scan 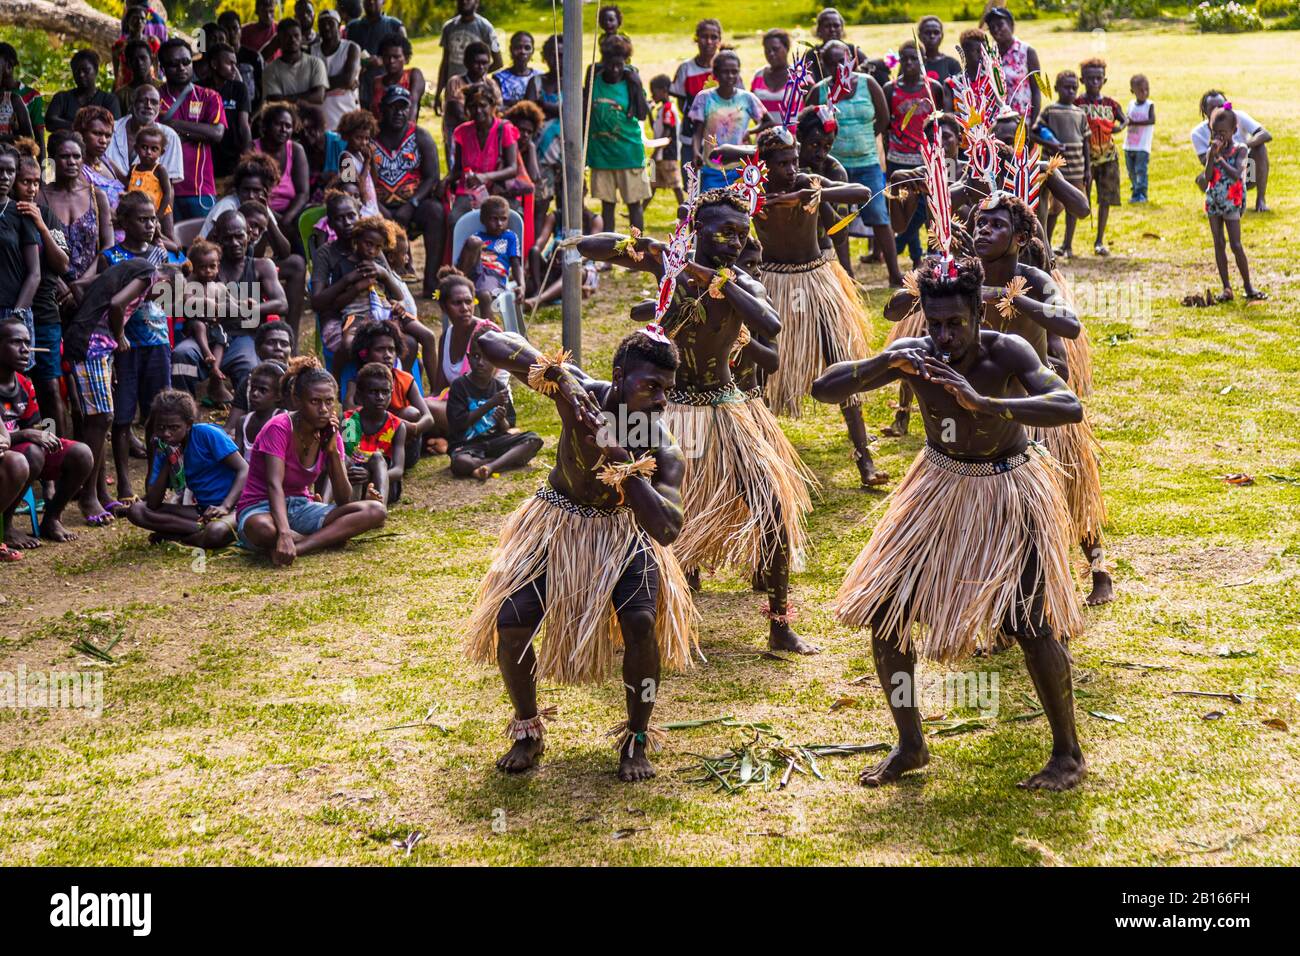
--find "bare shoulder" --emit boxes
[984,328,1039,368]
[650,428,686,487]
[1016,261,1053,293]
[732,268,767,298]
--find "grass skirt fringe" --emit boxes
[1028,417,1106,543]
[745,392,819,495]
[760,256,874,417]
[465,490,697,685]
[663,397,812,573]
[1050,268,1094,399]
[834,444,1085,662]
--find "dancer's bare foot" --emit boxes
[1255,200,1270,213]
[424,437,449,455]
[617,739,656,782]
[858,463,890,488]
[859,744,929,787]
[496,737,544,773]
[38,516,75,543]
[472,464,491,482]
[769,621,820,655]
[1085,570,1114,606]
[750,568,768,592]
[4,525,42,549]
[1018,752,1086,791]
[880,410,909,438]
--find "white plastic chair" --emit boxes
[450,208,527,337]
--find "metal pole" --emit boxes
[560,0,584,365]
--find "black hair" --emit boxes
[463,41,492,63]
[277,17,301,33]
[712,48,741,72]
[250,360,287,388]
[351,318,405,364]
[510,30,535,47]
[649,73,672,91]
[614,330,680,374]
[600,34,633,60]
[71,49,100,72]
[47,130,86,159]
[150,388,199,425]
[294,365,336,398]
[379,34,413,58]
[796,104,832,143]
[1199,89,1226,118]
[598,4,623,26]
[756,125,796,159]
[356,361,396,391]
[116,189,157,219]
[124,38,154,63]
[916,255,984,320]
[690,187,751,225]
[158,38,193,62]
[435,266,476,302]
[696,18,722,37]
[0,44,17,68]
[255,320,296,351]
[984,6,1014,25]
[763,28,791,50]
[978,192,1041,259]
[0,316,29,342]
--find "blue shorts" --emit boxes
[236,496,336,550]
[842,163,890,227]
[113,343,172,425]
[32,323,62,381]
[173,194,217,220]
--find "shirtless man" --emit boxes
[464,326,695,781]
[813,253,1087,790]
[577,190,817,654]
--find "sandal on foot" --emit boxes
[85,511,115,527]
[1215,289,1234,303]
[106,498,133,515]
[1093,243,1110,257]
[1245,289,1268,301]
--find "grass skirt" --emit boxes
[1051,268,1094,399]
[834,443,1085,662]
[759,255,874,417]
[663,391,812,573]
[1028,417,1106,543]
[465,488,697,685]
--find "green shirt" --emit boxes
[587,74,644,171]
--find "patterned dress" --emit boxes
[1204,144,1247,218]
[1000,38,1032,119]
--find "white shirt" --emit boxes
[108,116,184,182]
[1125,100,1155,152]
[1190,109,1262,157]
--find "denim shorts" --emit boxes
[841,163,890,226]
[236,496,336,549]
[32,323,62,381]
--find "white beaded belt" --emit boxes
[923,442,1035,477]
[535,485,627,517]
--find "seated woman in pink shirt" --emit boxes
[234,360,385,566]
[445,83,522,232]
[253,100,310,239]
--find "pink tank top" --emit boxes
[256,139,296,214]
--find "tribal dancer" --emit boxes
[578,190,817,654]
[813,254,1088,790]
[464,327,696,781]
[748,126,889,486]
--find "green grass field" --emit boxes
[2,20,1298,865]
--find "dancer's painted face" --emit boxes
[695,205,749,265]
[924,294,978,364]
[974,206,1018,260]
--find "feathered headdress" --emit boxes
[921,124,956,275]
[654,219,693,321]
[1002,117,1044,207]
[780,54,813,128]
[729,156,768,217]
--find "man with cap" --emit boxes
[372,84,446,298]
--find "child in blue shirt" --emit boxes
[127,389,248,548]
[456,196,524,318]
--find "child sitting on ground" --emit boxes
[448,337,542,481]
[127,388,248,548]
[341,361,406,505]
[181,238,238,407]
[456,195,524,319]
[1199,105,1266,302]
[124,123,175,243]
[235,360,286,458]
[342,319,434,468]
[0,318,94,547]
